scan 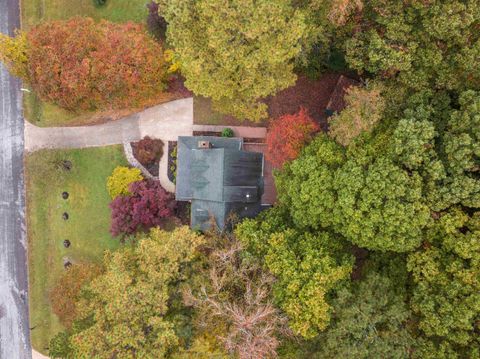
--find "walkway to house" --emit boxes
[33,349,49,359]
[192,124,266,139]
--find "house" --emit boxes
[175,136,266,231]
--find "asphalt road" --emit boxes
[0,0,31,357]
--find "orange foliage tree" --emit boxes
[265,107,320,168]
[27,17,167,111]
[49,262,102,329]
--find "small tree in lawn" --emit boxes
[110,179,176,237]
[49,263,102,329]
[266,107,319,168]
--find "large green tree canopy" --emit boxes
[275,133,431,252]
[236,208,354,338]
[162,0,309,121]
[304,271,415,359]
[345,0,480,92]
[407,208,480,358]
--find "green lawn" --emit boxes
[21,0,149,30]
[26,146,127,354]
[23,91,79,127]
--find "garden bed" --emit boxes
[175,201,191,225]
[167,141,177,184]
[130,137,164,178]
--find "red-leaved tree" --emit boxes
[50,262,102,329]
[265,107,320,168]
[110,180,176,237]
[27,17,167,111]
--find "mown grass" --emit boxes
[21,0,149,30]
[21,0,150,126]
[26,146,127,354]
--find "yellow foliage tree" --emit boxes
[328,83,385,146]
[0,30,28,80]
[106,166,143,199]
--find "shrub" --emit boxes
[26,17,167,111]
[109,179,176,236]
[221,128,234,138]
[106,166,143,199]
[133,136,163,167]
[266,107,319,168]
[146,1,167,41]
[49,263,102,329]
[169,145,177,183]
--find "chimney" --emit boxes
[198,140,211,149]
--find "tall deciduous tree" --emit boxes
[0,31,28,79]
[407,208,480,357]
[236,213,354,339]
[334,156,430,252]
[311,271,415,358]
[432,90,480,210]
[274,134,346,230]
[275,134,431,252]
[26,17,167,111]
[185,233,290,359]
[162,0,308,121]
[70,227,205,358]
[345,0,480,92]
[266,107,319,168]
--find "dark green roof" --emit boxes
[175,136,265,231]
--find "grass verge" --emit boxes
[21,0,149,30]
[26,146,127,354]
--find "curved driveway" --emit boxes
[0,0,31,358]
[25,98,193,152]
[25,97,194,193]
